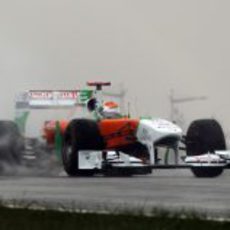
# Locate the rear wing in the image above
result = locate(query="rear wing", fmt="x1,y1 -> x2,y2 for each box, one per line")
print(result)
15,90 -> 93,110
15,90 -> 93,134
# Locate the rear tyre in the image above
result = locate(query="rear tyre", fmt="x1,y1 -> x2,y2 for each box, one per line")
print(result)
186,119 -> 226,177
62,119 -> 105,176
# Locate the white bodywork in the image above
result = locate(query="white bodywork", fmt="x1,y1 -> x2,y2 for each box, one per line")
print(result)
185,151 -> 230,167
136,118 -> 182,164
78,151 -> 103,169
215,150 -> 230,161
78,151 -> 145,169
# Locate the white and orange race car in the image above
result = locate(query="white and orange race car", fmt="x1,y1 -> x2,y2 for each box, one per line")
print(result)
13,82 -> 230,177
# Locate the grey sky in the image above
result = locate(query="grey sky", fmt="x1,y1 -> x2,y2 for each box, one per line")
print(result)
0,0 -> 230,132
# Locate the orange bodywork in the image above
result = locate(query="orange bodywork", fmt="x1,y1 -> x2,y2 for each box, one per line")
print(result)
98,118 -> 139,149
43,118 -> 139,149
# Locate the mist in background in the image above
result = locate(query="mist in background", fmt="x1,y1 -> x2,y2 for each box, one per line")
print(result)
0,0 -> 230,135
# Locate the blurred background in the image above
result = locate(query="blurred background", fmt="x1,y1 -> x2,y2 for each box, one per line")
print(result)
0,0 -> 230,137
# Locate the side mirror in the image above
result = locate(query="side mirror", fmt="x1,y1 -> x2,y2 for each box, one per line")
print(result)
87,98 -> 97,112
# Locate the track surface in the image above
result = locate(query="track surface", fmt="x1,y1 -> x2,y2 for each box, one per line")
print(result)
0,168 -> 230,216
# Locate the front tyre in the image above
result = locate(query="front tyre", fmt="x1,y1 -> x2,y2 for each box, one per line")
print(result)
191,166 -> 223,178
186,119 -> 226,178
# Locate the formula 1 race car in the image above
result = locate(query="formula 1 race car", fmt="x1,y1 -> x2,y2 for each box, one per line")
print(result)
11,82 -> 230,177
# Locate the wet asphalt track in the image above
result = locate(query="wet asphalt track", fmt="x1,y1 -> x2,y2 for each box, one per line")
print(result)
0,168 -> 230,217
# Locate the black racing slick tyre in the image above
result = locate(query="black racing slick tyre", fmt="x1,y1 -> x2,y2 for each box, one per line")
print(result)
62,119 -> 105,176
0,121 -> 24,166
186,119 -> 226,178
186,119 -> 226,156
191,166 -> 224,178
